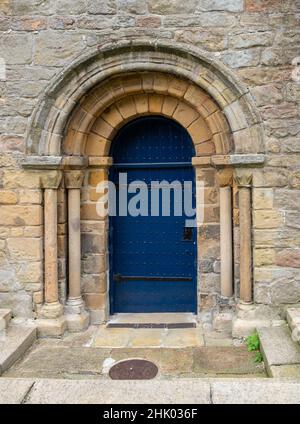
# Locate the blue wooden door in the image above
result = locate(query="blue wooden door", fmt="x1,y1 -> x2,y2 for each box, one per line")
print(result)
109,116 -> 197,313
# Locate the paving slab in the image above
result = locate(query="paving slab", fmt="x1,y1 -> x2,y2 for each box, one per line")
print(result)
25,378 -> 211,404
0,378 -> 34,404
4,346 -> 111,378
269,364 -> 300,378
258,326 -> 300,367
108,313 -> 197,325
192,346 -> 264,375
0,325 -> 36,375
211,379 -> 300,404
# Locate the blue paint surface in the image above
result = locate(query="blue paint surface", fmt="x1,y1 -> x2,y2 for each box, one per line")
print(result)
109,116 -> 197,313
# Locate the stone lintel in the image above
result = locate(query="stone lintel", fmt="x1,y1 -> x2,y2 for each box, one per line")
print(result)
62,156 -> 88,169
88,156 -> 113,168
192,155 -> 265,168
22,156 -> 62,169
64,170 -> 85,189
192,157 -> 211,167
22,156 -> 88,170
212,154 -> 265,167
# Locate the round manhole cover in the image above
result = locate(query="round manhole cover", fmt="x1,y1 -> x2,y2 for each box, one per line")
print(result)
109,359 -> 158,380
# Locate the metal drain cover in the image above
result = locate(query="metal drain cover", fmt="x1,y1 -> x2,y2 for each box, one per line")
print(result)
109,359 -> 158,380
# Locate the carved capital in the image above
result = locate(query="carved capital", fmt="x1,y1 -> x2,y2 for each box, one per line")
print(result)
40,171 -> 62,189
234,170 -> 252,188
216,169 -> 233,187
64,170 -> 85,189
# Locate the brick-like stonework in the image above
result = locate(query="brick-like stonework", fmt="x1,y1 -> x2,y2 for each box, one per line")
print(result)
0,1 -> 299,329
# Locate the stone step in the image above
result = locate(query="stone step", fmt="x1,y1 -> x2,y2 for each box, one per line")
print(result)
258,325 -> 300,378
286,308 -> 300,344
0,324 -> 37,375
0,309 -> 12,331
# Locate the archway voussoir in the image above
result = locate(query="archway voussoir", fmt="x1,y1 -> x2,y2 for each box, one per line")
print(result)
187,116 -> 212,144
153,73 -> 171,94
148,94 -> 164,114
133,94 -> 149,115
92,117 -> 114,140
100,105 -> 123,129
116,97 -> 137,119
85,133 -> 110,157
162,96 -> 178,116
196,140 -> 215,156
167,77 -> 189,98
142,73 -> 154,92
172,102 -> 200,128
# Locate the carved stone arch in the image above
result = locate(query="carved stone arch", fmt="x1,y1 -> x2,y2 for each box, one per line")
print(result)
25,40 -> 264,156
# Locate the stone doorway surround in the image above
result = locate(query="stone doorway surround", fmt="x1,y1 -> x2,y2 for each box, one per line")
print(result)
22,40 -> 265,337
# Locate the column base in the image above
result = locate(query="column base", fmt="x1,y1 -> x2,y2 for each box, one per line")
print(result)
64,297 -> 85,315
65,311 -> 90,333
36,316 -> 67,338
38,302 -> 64,319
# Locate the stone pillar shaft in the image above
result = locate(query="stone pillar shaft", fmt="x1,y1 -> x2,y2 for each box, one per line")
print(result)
235,171 -> 253,304
68,188 -> 81,300
44,188 -> 59,304
239,186 -> 252,303
220,186 -> 233,297
64,170 -> 89,331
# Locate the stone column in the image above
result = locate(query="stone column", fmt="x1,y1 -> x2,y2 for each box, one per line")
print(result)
216,169 -> 233,298
64,170 -> 89,331
235,171 -> 253,304
38,171 -> 66,337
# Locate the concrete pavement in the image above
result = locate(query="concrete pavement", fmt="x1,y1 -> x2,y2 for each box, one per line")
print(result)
1,377 -> 300,404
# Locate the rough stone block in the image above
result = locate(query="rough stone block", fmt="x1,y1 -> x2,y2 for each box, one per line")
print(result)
0,34 -> 32,65
253,210 -> 284,229
87,0 -> 116,14
34,32 -> 86,66
258,326 -> 300,377
7,238 -> 42,261
0,191 -> 18,205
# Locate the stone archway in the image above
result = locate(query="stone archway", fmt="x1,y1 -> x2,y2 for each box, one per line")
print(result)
23,41 -> 265,335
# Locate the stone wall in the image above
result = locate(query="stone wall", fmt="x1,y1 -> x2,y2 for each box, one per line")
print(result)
0,0 -> 300,319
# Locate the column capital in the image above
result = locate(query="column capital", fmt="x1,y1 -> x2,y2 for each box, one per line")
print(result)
216,168 -> 233,187
64,170 -> 85,189
234,170 -> 252,188
40,170 -> 62,189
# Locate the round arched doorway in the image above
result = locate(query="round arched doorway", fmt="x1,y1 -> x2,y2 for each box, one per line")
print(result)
109,116 -> 197,313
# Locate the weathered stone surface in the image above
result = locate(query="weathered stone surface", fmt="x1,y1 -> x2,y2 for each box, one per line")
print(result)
55,0 -> 86,14
34,32 -> 85,66
0,379 -> 34,404
148,0 -> 198,14
0,190 -> 18,204
258,326 -> 300,367
197,0 -> 244,12
211,379 -> 300,404
118,0 -> 147,14
7,238 -> 42,261
87,0 -> 116,15
274,189 -> 300,211
82,234 -> 106,255
221,49 -> 261,68
270,364 -> 300,378
229,32 -> 273,49
0,206 -> 42,226
0,291 -> 33,317
0,34 -> 32,65
276,249 -> 300,268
